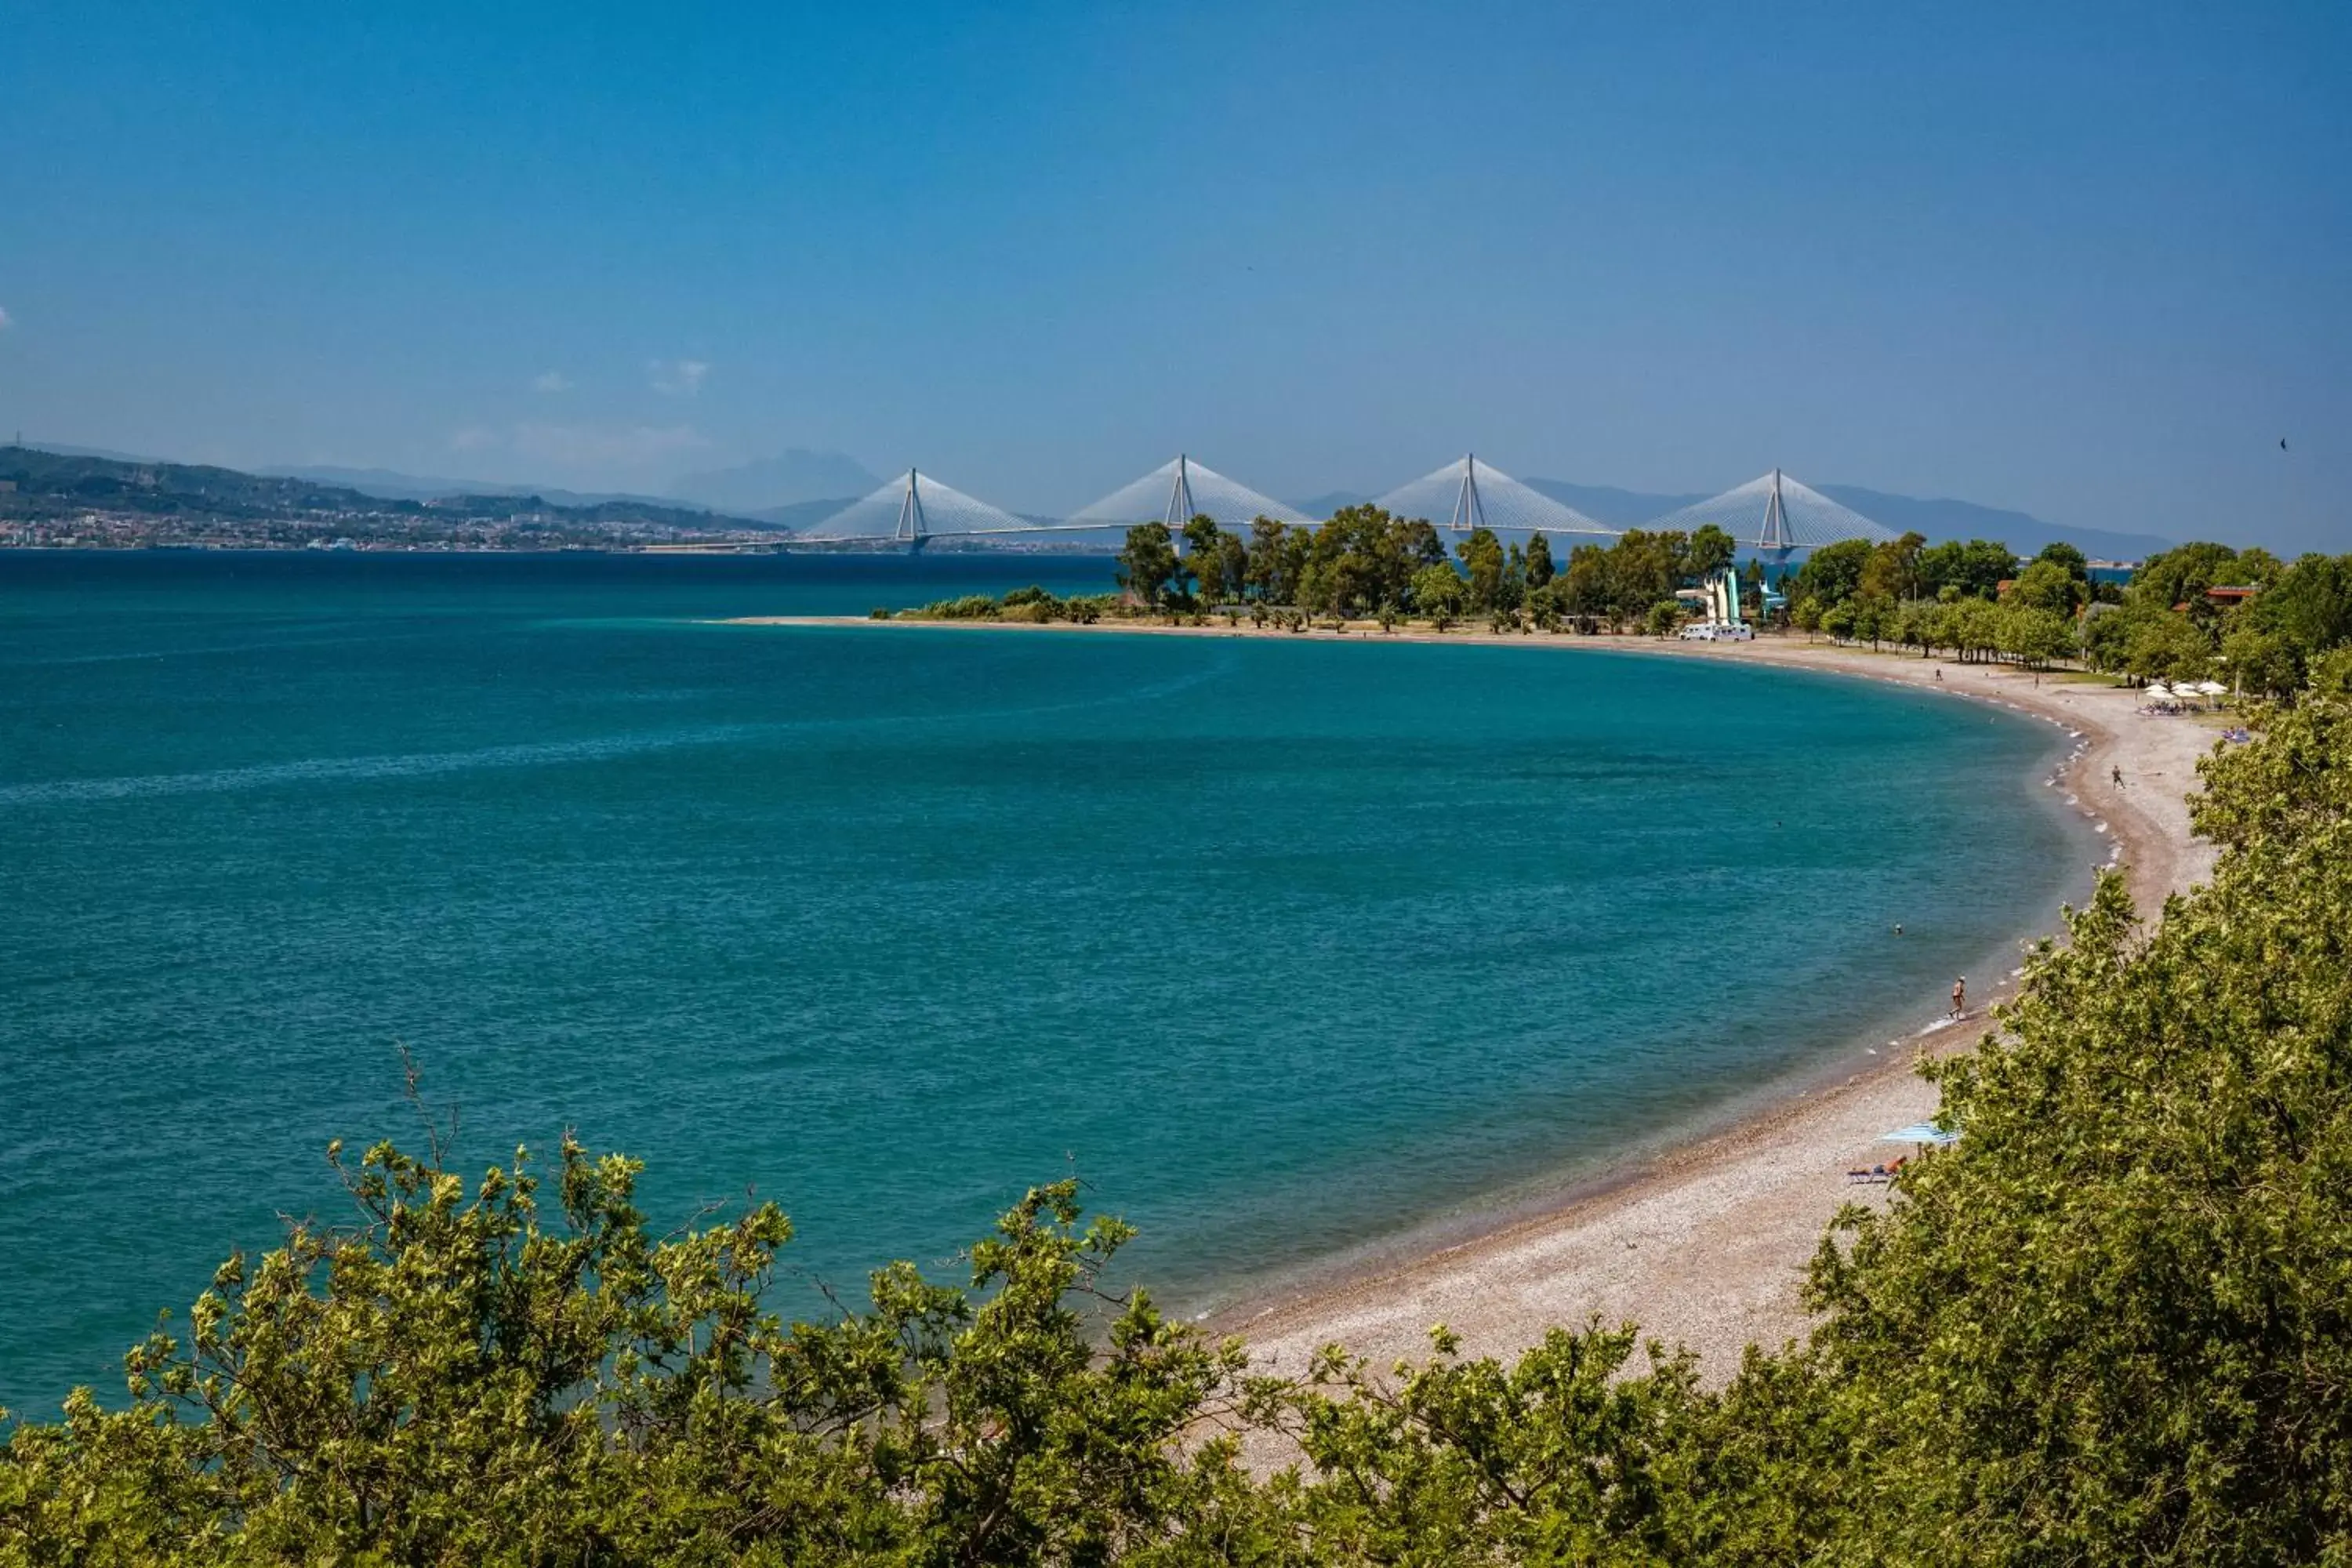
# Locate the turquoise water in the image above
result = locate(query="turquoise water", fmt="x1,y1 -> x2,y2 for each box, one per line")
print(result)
0,552 -> 2088,1414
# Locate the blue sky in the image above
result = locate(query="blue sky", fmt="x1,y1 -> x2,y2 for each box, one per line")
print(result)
1,2 -> 2346,548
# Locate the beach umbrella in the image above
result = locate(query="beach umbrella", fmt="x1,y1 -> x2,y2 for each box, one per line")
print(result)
2145,684 -> 2173,700
1882,1122 -> 1961,1146
2198,681 -> 2229,695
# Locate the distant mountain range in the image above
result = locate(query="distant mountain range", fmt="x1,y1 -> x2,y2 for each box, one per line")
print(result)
668,450 -> 880,513
1,447 -> 779,542
264,465 -> 696,514
1801,485 -> 2174,563
1290,490 -> 1374,518
261,453 -> 882,533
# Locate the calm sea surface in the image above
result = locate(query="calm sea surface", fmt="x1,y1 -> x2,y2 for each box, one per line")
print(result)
0,551 -> 2089,1412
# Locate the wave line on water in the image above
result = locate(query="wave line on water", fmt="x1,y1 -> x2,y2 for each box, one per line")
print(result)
0,649 -> 1240,805
0,624 -> 478,668
0,726 -> 771,804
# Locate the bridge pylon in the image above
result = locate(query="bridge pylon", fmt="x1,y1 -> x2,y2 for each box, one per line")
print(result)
1162,454 -> 1199,530
1757,468 -> 1791,552
1446,452 -> 1489,533
892,469 -> 928,544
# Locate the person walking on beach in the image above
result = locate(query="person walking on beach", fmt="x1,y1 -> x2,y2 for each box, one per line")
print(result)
2112,764 -> 2124,787
1951,976 -> 1966,1018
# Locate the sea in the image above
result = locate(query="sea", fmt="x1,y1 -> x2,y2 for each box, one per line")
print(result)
0,550 -> 2092,1414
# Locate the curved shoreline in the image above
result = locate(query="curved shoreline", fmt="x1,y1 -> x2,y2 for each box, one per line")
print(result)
723,615 -> 2218,1373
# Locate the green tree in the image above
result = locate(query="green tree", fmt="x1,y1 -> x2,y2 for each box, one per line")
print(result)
1560,543 -> 1610,626
1178,514 -> 1224,605
2080,601 -> 2134,673
2313,644 -> 2352,697
2130,540 -> 2241,625
2233,545 -> 2287,589
1306,505 -> 1423,615
1860,531 -> 1928,603
1116,522 -> 1181,610
2008,557 -> 2085,615
2000,604 -> 2077,668
1685,524 -> 1737,582
1794,538 -> 1872,608
2252,552 -> 2352,656
1410,562 -> 1466,626
1279,525 -> 1314,611
2033,539 -> 2089,579
1524,530 -> 1556,589
1246,517 -> 1294,604
1213,533 -> 1249,605
1457,526 -> 1508,612
1918,538 -> 2016,601
1644,599 -> 1684,638
1945,596 -> 2005,662
1403,517 -> 1448,570
1606,530 -> 1677,625
2221,622 -> 2303,700
2124,609 -> 2213,683
1894,598 -> 1944,658
1851,592 -> 1896,649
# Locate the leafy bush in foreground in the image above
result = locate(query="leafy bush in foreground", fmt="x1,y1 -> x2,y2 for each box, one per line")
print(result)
7,699 -> 2352,1563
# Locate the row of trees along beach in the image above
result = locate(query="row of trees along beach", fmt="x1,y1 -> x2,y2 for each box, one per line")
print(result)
884,511 -> 2352,699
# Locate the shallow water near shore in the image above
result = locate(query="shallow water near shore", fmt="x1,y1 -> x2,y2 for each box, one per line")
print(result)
0,552 -> 2087,1411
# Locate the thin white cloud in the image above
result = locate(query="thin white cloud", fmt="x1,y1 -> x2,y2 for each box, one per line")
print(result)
532,370 -> 573,394
648,358 -> 710,397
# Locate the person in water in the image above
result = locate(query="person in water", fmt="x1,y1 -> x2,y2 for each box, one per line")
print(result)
1951,975 -> 1967,1018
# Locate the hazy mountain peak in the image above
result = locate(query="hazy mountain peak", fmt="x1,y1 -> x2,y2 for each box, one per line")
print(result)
667,450 -> 880,513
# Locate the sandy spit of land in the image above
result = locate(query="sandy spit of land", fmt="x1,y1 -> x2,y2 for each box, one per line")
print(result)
724,614 -> 2223,1377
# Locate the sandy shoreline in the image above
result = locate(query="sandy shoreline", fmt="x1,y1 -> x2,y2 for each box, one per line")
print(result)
725,614 -> 2222,1374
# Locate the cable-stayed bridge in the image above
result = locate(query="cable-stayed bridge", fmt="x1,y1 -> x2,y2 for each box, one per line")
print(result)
789,455 -> 1889,554
1069,456 -> 1314,532
798,456 -> 1312,548
1643,469 -> 1895,552
808,469 -> 1036,544
1370,455 -> 1614,539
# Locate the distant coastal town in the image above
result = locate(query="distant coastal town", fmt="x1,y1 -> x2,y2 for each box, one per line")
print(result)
0,445 -> 786,553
